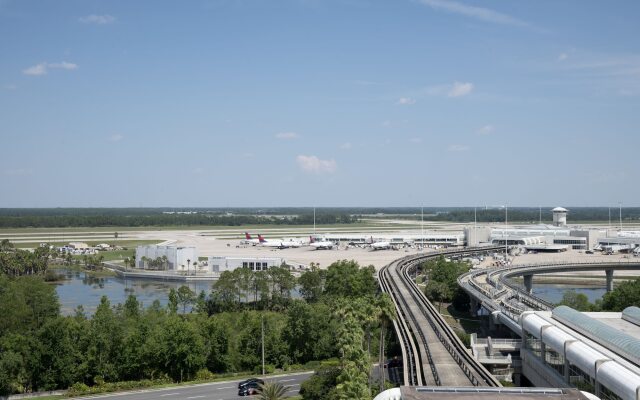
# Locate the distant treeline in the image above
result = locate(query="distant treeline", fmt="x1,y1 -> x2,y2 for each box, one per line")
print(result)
0,211 -> 357,228
0,207 -> 638,228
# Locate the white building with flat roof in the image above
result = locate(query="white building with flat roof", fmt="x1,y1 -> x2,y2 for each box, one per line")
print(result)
135,245 -> 197,271
207,256 -> 285,273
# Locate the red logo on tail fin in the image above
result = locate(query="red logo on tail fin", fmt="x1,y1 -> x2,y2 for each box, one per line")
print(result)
258,235 -> 266,243
245,232 -> 252,240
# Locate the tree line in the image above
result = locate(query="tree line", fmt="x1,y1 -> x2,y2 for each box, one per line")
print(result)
0,240 -> 50,277
558,278 -> 640,312
0,210 -> 357,228
0,259 -> 396,400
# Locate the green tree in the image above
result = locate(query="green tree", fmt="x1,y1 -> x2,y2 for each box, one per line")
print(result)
168,288 -> 179,314
300,366 -> 340,400
298,264 -> 325,302
177,286 -> 196,314
258,381 -> 288,400
86,296 -> 124,383
601,278 -> 640,311
558,290 -> 592,311
145,315 -> 207,381
324,260 -> 377,298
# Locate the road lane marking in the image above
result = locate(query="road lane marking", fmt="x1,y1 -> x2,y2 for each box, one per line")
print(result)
160,393 -> 181,397
217,386 -> 233,389
186,396 -> 206,399
277,378 -> 295,382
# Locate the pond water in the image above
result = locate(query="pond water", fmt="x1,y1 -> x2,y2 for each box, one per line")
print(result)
531,284 -> 607,304
54,269 -> 214,315
53,269 -> 610,316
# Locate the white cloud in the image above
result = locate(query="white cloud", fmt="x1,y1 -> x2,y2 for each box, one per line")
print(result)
108,134 -> 124,142
417,0 -> 529,27
448,144 -> 470,152
558,53 -> 568,62
79,14 -> 115,25
397,97 -> 416,105
447,81 -> 474,97
22,61 -> 78,76
23,63 -> 47,76
275,131 -> 299,140
48,61 -> 78,70
477,124 -> 494,135
296,155 -> 337,174
340,142 -> 352,150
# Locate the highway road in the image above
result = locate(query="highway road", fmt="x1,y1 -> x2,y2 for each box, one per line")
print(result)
71,372 -> 313,400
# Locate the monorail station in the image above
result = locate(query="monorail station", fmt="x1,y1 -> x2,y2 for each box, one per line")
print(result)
520,306 -> 640,400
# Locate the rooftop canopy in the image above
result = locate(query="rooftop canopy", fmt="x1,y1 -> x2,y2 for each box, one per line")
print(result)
552,207 -> 569,212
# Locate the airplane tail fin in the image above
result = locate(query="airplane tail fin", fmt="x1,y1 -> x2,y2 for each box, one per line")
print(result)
310,236 -> 315,243
258,234 -> 266,243
245,232 -> 252,240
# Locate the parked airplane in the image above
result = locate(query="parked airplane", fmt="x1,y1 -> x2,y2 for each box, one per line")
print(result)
281,238 -> 303,248
242,232 -> 260,246
258,235 -> 288,249
371,241 -> 392,250
309,236 -> 334,250
369,236 -> 392,250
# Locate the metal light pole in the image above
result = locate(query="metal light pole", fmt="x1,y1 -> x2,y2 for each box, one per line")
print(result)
187,259 -> 190,276
619,202 -> 623,231
505,205 -> 508,263
421,206 -> 424,249
474,206 -> 477,247
261,315 -> 265,376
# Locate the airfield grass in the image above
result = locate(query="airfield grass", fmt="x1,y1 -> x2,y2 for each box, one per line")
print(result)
0,221 -> 414,234
13,239 -> 160,250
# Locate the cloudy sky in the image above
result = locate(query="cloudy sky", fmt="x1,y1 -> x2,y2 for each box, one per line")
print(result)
1,0 -> 639,207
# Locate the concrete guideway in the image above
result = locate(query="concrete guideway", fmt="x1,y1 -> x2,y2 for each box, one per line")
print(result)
379,248 -> 504,388
458,260 -> 640,334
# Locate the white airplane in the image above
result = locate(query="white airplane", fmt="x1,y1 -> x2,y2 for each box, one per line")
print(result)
281,238 -> 303,248
258,235 -> 288,249
242,232 -> 260,246
309,236 -> 334,250
369,236 -> 392,250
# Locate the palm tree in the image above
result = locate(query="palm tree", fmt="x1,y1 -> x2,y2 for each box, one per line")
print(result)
257,382 -> 288,400
376,294 -> 397,392
0,239 -> 14,251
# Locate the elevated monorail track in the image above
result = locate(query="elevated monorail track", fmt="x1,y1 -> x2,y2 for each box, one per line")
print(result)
378,247 -> 504,388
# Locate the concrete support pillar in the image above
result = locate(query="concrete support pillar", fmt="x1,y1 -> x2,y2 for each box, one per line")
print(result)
605,269 -> 614,292
470,298 -> 479,316
524,274 -> 533,294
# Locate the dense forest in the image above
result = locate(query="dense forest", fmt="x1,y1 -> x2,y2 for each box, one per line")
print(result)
0,257 -> 395,400
0,208 -> 357,228
0,207 -> 637,228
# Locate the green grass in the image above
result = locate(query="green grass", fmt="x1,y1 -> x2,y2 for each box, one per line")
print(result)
14,240 -> 160,249
0,221 -> 398,234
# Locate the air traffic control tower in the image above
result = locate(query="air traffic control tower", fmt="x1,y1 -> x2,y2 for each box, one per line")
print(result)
552,207 -> 568,227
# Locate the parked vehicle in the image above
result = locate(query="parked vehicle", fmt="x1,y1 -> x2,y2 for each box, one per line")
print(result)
238,377 -> 264,389
238,380 -> 263,396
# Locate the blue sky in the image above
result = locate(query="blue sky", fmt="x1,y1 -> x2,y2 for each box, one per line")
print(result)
1,0 -> 639,207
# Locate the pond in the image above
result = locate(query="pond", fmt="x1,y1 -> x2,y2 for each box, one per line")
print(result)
54,268 -> 214,315
531,283 -> 607,305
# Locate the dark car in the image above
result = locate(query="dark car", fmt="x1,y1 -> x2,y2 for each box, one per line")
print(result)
238,380 -> 263,396
238,377 -> 264,389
